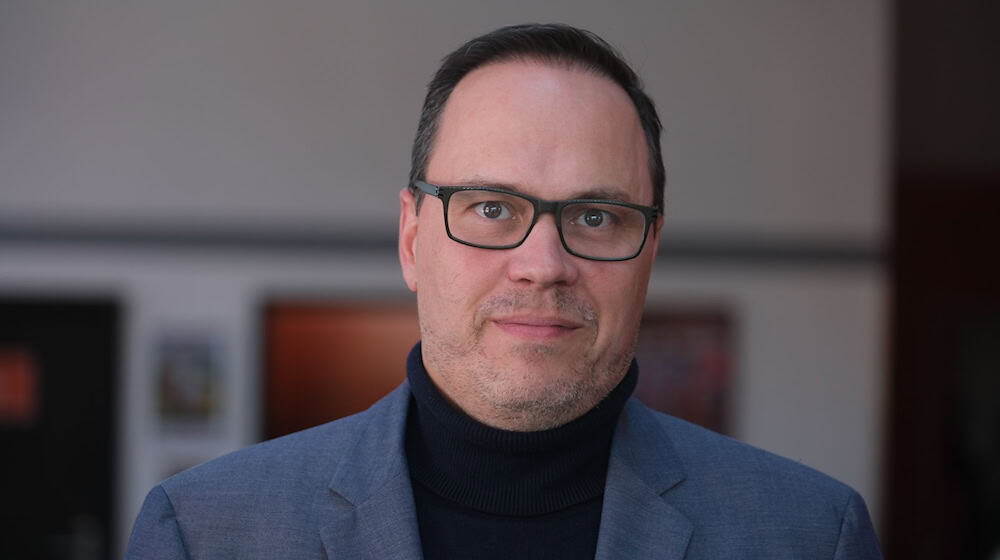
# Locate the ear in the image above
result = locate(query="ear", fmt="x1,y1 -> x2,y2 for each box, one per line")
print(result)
398,187 -> 419,292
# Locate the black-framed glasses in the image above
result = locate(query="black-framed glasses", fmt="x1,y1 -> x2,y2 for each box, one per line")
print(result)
413,180 -> 660,262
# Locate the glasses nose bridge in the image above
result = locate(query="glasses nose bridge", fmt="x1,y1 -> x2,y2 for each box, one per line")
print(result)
525,198 -> 565,241
534,198 -> 561,218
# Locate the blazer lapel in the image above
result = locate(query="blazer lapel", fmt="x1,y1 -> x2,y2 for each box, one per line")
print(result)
315,386 -> 694,559
595,399 -> 693,560
318,383 -> 424,560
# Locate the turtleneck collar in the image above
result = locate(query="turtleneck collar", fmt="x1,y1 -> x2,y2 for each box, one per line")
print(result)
404,342 -> 637,516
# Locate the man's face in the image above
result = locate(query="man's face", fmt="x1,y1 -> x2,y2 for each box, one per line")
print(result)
399,60 -> 660,431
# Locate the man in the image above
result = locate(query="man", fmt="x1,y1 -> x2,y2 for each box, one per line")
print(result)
128,23 -> 882,558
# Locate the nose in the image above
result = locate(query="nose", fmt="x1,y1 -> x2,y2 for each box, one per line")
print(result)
505,214 -> 580,287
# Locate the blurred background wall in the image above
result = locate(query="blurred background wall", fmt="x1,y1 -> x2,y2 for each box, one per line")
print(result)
0,1 -> 910,557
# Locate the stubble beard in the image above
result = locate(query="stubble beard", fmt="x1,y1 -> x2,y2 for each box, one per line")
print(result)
420,288 -> 637,431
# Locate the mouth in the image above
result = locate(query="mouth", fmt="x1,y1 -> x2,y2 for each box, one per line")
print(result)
490,315 -> 584,340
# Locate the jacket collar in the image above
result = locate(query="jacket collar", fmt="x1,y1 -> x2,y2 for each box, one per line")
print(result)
318,383 -> 692,559
595,398 -> 693,559
319,382 -> 423,560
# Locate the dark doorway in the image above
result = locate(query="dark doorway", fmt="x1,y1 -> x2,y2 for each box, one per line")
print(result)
0,298 -> 120,559
886,1 -> 1000,558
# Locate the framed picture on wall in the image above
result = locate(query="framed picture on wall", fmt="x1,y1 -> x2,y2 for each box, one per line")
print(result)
262,300 -> 419,439
153,329 -> 225,431
634,308 -> 734,434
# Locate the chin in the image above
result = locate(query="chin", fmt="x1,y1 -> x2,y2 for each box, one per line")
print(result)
486,360 -> 603,402
483,374 -> 615,431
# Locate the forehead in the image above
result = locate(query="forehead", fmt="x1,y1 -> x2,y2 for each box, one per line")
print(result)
427,60 -> 651,203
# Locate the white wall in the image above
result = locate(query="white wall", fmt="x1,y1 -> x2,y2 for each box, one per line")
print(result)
0,1 -> 889,555
0,0 -> 887,241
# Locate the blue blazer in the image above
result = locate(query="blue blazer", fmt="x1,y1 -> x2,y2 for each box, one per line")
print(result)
127,382 -> 882,558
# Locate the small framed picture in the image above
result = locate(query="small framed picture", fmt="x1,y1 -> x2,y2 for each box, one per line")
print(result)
153,330 -> 224,430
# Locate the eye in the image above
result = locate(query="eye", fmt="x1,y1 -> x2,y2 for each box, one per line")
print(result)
579,208 -> 610,228
476,201 -> 511,220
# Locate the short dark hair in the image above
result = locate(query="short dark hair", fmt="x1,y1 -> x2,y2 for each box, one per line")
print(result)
408,23 -> 665,212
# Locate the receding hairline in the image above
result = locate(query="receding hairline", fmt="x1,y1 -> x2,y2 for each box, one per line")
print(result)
455,52 -> 627,91
443,56 -> 642,118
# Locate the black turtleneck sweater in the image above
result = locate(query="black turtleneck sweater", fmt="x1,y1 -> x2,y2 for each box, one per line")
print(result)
404,344 -> 638,559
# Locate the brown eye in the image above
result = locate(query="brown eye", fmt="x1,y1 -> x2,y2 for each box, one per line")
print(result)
477,201 -> 510,219
482,202 -> 503,218
582,209 -> 605,227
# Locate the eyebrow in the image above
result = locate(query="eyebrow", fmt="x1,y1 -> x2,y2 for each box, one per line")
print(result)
452,176 -> 635,203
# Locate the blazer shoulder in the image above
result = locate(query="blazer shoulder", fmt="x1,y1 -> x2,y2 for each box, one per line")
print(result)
621,401 -> 881,556
131,383 -> 412,558
642,402 -> 855,499
165,403 -> 365,494
622,400 -> 868,524
160,382 -> 410,515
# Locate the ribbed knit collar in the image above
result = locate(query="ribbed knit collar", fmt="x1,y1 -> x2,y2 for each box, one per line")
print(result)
404,342 -> 637,516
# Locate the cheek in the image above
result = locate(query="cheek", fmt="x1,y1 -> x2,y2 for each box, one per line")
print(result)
588,266 -> 650,334
416,236 -> 503,321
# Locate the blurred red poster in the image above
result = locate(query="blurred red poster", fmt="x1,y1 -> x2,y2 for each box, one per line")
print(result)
0,347 -> 40,426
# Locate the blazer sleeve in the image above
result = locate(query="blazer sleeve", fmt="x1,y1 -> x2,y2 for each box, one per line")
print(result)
126,485 -> 191,560
832,490 -> 883,560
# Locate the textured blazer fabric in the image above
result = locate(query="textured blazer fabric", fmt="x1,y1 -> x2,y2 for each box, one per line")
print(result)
127,382 -> 882,559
